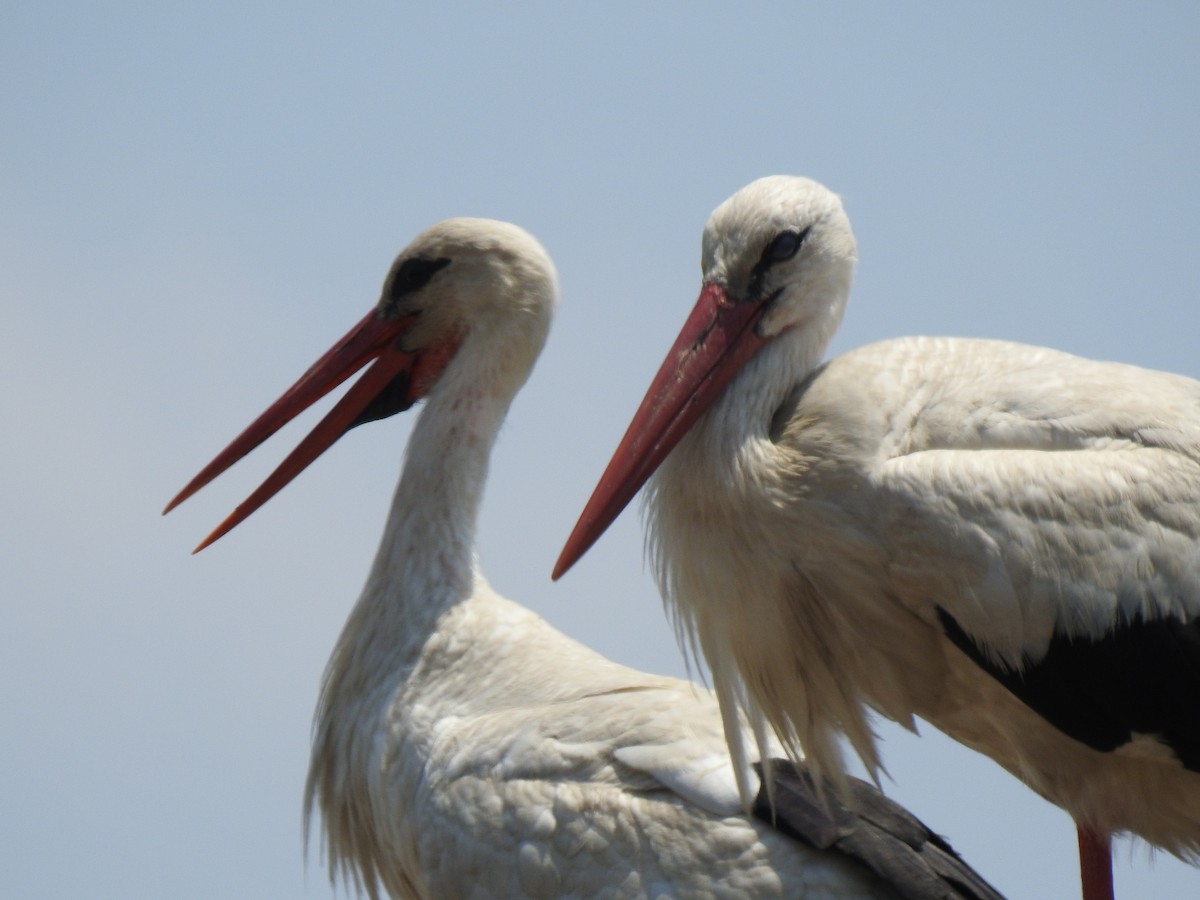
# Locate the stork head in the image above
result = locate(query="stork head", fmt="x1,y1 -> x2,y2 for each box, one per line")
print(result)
165,218 -> 556,551
701,175 -> 856,342
553,176 -> 856,579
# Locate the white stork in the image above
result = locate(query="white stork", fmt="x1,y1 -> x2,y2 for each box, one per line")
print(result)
164,218 -> 1002,899
554,176 -> 1200,900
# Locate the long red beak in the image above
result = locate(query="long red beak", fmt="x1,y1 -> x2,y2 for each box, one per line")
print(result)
552,282 -> 768,579
164,308 -> 425,552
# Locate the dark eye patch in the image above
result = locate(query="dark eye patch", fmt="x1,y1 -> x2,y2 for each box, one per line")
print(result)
761,228 -> 809,266
748,227 -> 811,297
386,256 -> 451,302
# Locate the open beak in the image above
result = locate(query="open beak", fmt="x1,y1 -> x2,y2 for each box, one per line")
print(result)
164,308 -> 428,552
552,281 -> 768,579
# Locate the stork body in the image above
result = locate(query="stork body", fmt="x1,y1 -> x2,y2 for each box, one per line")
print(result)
556,177 -> 1200,898
167,218 -> 1000,899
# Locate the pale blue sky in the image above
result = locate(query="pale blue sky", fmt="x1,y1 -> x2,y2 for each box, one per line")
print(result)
3,3 -> 1198,897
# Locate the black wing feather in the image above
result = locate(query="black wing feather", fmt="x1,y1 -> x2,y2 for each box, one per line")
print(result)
938,607 -> 1200,771
753,759 -> 1006,900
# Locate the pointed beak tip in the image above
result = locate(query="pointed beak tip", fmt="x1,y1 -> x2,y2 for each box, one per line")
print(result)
551,526 -> 594,581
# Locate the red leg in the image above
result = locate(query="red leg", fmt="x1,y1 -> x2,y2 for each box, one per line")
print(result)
1078,824 -> 1114,900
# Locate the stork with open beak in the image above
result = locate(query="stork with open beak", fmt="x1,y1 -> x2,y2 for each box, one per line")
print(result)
555,176 -> 1200,900
166,217 -> 1002,899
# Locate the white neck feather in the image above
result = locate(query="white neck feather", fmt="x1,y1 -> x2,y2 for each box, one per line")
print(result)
324,347 -> 520,709
304,330 -> 534,893
699,308 -> 841,472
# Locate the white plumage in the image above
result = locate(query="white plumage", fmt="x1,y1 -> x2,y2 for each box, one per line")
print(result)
555,176 -> 1200,899
167,217 -> 1001,899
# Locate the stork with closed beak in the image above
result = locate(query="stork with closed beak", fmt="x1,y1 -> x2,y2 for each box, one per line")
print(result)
555,176 -> 1200,900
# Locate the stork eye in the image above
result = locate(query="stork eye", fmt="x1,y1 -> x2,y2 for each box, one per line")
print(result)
761,228 -> 809,266
388,256 -> 451,301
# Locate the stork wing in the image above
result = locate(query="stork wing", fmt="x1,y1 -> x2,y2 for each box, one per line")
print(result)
754,759 -> 1006,900
791,336 -> 1200,660
814,338 -> 1200,771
